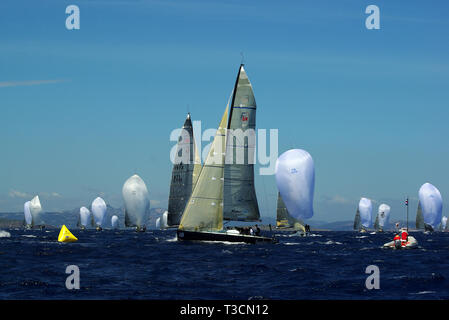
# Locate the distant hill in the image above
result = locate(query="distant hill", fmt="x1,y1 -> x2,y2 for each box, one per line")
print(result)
0,206 -> 167,230
0,218 -> 23,229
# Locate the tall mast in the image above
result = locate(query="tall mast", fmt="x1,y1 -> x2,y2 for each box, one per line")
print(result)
406,196 -> 409,232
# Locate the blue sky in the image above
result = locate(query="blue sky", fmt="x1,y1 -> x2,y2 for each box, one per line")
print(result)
0,0 -> 448,223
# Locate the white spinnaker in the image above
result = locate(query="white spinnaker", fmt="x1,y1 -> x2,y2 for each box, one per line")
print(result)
359,198 -> 372,229
30,195 -> 43,226
122,175 -> 150,228
275,149 -> 315,221
91,197 -> 107,227
162,211 -> 168,228
111,215 -> 119,229
24,201 -> 32,225
79,207 -> 91,228
441,216 -> 447,230
378,204 -> 391,228
418,183 -> 443,228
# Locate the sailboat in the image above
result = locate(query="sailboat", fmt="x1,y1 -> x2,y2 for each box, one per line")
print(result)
30,195 -> 45,229
123,174 -> 150,232
156,211 -> 168,229
354,198 -> 372,232
77,207 -> 91,230
177,65 -> 276,244
374,204 -> 390,232
418,183 -> 443,232
353,207 -> 362,232
276,192 -> 306,233
111,215 -> 119,229
167,113 -> 202,228
91,197 -> 107,231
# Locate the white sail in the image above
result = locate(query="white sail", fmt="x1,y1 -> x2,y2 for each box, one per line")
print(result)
418,182 -> 443,229
24,201 -> 32,226
122,174 -> 150,229
441,216 -> 447,230
91,197 -> 107,227
275,149 -> 315,221
378,204 -> 391,228
111,215 -> 119,229
30,195 -> 44,227
179,105 -> 229,232
156,217 -> 161,229
359,198 -> 372,229
78,207 -> 91,228
161,211 -> 168,229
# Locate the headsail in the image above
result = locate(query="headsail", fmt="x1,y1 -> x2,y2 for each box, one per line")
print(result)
223,65 -> 260,222
418,182 -> 443,230
78,207 -> 91,229
91,197 -> 107,228
167,113 -> 202,227
377,204 -> 391,230
111,215 -> 119,229
30,196 -> 44,227
179,106 -> 229,232
122,174 -> 151,229
359,198 -> 372,229
23,201 -> 32,227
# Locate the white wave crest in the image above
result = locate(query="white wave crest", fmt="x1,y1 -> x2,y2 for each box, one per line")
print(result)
0,230 -> 11,238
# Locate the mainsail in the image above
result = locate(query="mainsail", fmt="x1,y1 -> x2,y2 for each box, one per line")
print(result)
179,106 -> 229,232
416,201 -> 424,229
223,65 -> 260,222
276,192 -> 305,231
373,214 -> 379,231
353,208 -> 361,230
167,113 -> 202,227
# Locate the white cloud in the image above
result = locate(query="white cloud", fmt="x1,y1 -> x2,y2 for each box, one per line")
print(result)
8,190 -> 32,199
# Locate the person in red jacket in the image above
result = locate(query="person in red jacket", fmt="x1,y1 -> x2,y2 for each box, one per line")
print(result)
400,229 -> 409,247
393,233 -> 401,249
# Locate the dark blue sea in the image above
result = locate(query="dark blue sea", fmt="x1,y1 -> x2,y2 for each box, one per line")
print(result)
1,229 -> 449,300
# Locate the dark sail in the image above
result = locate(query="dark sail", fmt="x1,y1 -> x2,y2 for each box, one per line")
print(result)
354,208 -> 361,230
167,113 -> 201,227
276,192 -> 304,230
223,65 -> 260,222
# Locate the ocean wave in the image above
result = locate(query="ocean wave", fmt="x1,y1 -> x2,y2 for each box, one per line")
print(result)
323,240 -> 342,245
0,230 -> 11,238
410,291 -> 436,295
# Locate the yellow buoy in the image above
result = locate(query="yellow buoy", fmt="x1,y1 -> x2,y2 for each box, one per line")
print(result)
58,225 -> 78,242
